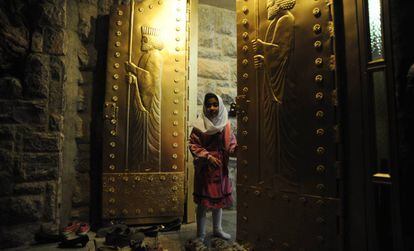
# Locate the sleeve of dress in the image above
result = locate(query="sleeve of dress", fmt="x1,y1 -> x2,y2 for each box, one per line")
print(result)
189,129 -> 210,159
228,131 -> 237,154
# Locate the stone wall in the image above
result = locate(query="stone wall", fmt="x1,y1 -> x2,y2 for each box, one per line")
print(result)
197,4 -> 237,207
0,0 -> 65,247
0,0 -> 113,248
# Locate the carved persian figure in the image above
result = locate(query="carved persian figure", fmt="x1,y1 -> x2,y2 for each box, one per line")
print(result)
252,0 -> 298,183
125,26 -> 164,169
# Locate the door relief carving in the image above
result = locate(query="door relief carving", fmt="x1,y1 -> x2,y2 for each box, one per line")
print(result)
126,25 -> 164,169
237,0 -> 342,249
252,0 -> 298,184
101,0 -> 188,224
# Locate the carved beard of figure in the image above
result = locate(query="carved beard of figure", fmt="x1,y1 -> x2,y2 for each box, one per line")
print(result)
267,0 -> 296,20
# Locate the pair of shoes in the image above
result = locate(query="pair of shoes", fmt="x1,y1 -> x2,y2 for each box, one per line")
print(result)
58,234 -> 89,248
62,221 -> 90,236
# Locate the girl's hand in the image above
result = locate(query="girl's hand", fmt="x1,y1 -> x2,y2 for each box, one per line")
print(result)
207,155 -> 222,168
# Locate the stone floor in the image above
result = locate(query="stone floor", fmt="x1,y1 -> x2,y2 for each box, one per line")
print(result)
6,210 -> 237,251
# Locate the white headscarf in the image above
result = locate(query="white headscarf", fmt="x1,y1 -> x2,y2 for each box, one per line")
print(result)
192,93 -> 228,135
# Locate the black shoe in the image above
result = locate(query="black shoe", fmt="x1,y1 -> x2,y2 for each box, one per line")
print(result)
134,225 -> 162,238
160,218 -> 181,232
105,227 -> 133,247
58,234 -> 89,248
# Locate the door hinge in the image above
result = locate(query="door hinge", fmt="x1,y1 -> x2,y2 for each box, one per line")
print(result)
104,102 -> 119,136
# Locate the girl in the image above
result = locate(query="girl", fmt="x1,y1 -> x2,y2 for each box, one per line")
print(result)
189,93 -> 237,241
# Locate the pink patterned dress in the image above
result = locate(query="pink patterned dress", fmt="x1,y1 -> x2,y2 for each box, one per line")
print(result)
189,122 -> 237,209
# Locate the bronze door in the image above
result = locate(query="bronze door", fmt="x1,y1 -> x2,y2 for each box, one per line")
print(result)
236,0 -> 342,249
101,1 -> 188,225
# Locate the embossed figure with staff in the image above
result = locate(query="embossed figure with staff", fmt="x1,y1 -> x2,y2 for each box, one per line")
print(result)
252,0 -> 298,183
125,26 -> 164,169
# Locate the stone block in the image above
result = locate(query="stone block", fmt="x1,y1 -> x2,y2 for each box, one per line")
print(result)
78,3 -> 98,42
31,31 -> 43,53
49,80 -> 65,114
199,5 -> 216,33
0,171 -> 14,196
39,1 -> 67,28
13,182 -> 46,195
17,153 -> 61,181
229,58 -> 237,82
74,116 -> 84,139
78,45 -> 89,69
43,28 -> 67,55
24,54 -> 50,99
44,182 -> 58,221
50,56 -> 66,83
216,82 -> 231,88
23,133 -> 62,152
12,101 -> 48,125
198,32 -> 216,48
78,18 -> 92,42
198,59 -> 230,80
0,77 -> 23,99
49,113 -> 64,132
0,196 -> 43,224
0,12 -> 29,71
98,0 -> 113,15
198,47 -> 221,60
79,44 -> 97,70
0,125 -> 15,141
221,36 -> 237,57
215,8 -> 236,36
76,143 -> 90,173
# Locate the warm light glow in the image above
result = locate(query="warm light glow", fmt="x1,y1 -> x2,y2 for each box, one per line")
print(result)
132,0 -> 187,56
